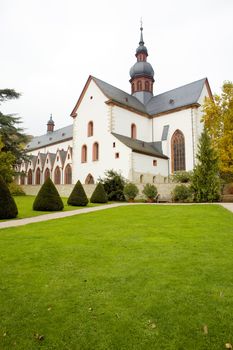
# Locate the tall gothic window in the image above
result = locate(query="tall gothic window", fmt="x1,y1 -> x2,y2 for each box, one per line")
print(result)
92,142 -> 99,161
145,81 -> 149,91
54,166 -> 61,184
171,130 -> 186,172
87,121 -> 93,137
20,173 -> 25,185
81,145 -> 87,163
44,168 -> 50,181
27,169 -> 33,185
35,168 -> 41,185
131,124 -> 137,139
64,164 -> 72,184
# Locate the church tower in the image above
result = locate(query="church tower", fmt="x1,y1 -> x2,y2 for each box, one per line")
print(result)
129,25 -> 154,104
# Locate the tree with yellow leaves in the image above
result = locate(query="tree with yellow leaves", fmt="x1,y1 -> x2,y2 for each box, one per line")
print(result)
203,81 -> 233,181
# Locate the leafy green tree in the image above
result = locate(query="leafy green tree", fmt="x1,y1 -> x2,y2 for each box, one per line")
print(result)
33,177 -> 64,211
0,89 -> 30,165
90,183 -> 108,203
191,128 -> 220,202
99,170 -> 126,201
67,180 -> 88,206
0,175 -> 18,219
203,81 -> 233,179
0,138 -> 15,183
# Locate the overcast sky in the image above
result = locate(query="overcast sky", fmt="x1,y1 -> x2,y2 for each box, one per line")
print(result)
1,0 -> 233,136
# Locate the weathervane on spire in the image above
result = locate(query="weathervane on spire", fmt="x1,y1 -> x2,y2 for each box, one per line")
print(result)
139,18 -> 144,45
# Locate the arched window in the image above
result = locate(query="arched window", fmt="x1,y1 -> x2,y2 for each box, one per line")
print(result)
171,130 -> 186,172
35,168 -> 41,185
27,169 -> 33,185
145,81 -> 149,91
140,175 -> 143,184
44,168 -> 50,181
81,145 -> 87,163
131,124 -> 137,139
137,80 -> 142,91
54,166 -> 61,184
92,142 -> 99,161
64,164 -> 72,184
87,121 -> 93,137
85,173 -> 94,184
132,83 -> 135,93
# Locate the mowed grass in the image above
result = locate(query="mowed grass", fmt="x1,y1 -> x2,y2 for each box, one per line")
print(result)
0,205 -> 233,349
0,196 -> 101,221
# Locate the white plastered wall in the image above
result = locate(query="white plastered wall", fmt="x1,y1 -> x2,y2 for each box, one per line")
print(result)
72,80 -> 133,184
112,105 -> 152,141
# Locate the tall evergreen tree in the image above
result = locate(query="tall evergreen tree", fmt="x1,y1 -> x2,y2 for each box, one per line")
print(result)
191,128 -> 220,202
0,89 -> 30,166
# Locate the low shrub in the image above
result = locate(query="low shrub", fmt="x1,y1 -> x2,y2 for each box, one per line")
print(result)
123,183 -> 139,201
142,183 -> 158,201
90,183 -> 108,203
8,182 -> 26,196
172,184 -> 192,202
172,171 -> 193,183
67,180 -> 88,206
0,176 -> 18,219
33,177 -> 64,211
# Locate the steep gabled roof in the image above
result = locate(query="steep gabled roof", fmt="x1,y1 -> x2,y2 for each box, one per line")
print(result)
70,76 -> 210,119
112,133 -> 168,159
59,150 -> 67,166
146,78 -> 208,115
39,153 -> 47,169
27,125 -> 73,151
92,76 -> 147,114
29,155 -> 37,169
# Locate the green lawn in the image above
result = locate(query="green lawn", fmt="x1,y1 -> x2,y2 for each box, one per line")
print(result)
0,196 -> 102,221
0,205 -> 233,349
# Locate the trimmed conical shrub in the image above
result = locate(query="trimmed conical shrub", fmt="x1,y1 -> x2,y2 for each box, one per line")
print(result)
0,176 -> 18,219
33,177 -> 64,211
67,180 -> 88,206
90,182 -> 108,203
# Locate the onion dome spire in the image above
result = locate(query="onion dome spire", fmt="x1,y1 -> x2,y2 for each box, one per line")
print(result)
47,114 -> 55,133
129,23 -> 155,104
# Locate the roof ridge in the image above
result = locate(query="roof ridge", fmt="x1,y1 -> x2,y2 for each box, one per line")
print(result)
91,76 -> 146,107
150,77 -> 207,100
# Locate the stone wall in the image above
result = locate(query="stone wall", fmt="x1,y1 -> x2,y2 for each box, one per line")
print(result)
22,182 -> 176,202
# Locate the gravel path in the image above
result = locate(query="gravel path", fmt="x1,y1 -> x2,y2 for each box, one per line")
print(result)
0,202 -> 232,229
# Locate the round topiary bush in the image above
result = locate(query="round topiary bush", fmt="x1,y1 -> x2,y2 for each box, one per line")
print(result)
90,183 -> 108,203
123,183 -> 139,201
172,184 -> 192,203
142,183 -> 158,202
33,177 -> 64,211
67,180 -> 88,206
0,176 -> 18,219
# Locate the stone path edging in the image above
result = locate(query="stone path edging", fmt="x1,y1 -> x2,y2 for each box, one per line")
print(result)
0,202 -> 232,229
